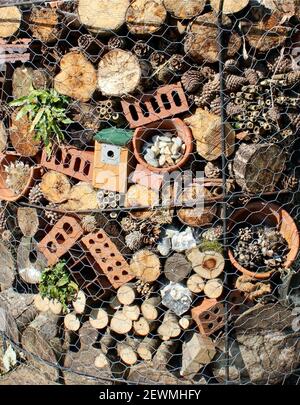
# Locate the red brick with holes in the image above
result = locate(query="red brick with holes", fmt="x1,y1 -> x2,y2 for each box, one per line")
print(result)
38,216 -> 84,266
121,83 -> 189,129
191,298 -> 225,336
81,230 -> 134,289
41,146 -> 94,183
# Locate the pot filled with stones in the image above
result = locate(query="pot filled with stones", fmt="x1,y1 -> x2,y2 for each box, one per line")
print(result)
133,118 -> 193,173
228,202 -> 299,279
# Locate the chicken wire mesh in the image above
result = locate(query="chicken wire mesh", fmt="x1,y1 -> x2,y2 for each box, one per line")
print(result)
0,0 -> 300,386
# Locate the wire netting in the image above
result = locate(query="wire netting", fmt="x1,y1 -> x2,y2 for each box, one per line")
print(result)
0,0 -> 300,386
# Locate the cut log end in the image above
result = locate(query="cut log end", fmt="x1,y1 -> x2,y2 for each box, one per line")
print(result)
73,290 -> 86,314
64,313 -> 80,331
110,311 -> 132,334
130,249 -> 161,283
89,308 -> 109,330
117,284 -> 136,305
0,7 -> 21,38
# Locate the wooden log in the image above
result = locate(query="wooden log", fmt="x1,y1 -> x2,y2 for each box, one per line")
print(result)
60,182 -> 98,211
184,12 -> 240,63
125,184 -> 159,220
186,249 -> 225,280
210,0 -> 250,14
64,313 -> 80,331
164,253 -> 192,283
117,283 -> 136,305
34,294 -> 50,312
117,341 -> 138,365
17,237 -> 46,285
204,278 -> 223,299
72,290 -> 86,314
49,299 -> 62,315
89,308 -> 109,330
153,340 -> 178,369
0,7 -> 21,38
54,51 -> 97,102
0,242 -> 15,291
157,311 -> 181,340
12,66 -> 51,99
123,304 -> 140,321
40,170 -> 71,204
180,333 -> 216,378
141,296 -> 161,321
179,315 -> 192,330
133,317 -> 154,336
137,337 -> 160,361
10,109 -> 40,157
100,327 -> 115,355
0,121 -> 8,152
126,0 -> 167,36
233,143 -> 285,194
0,365 -> 57,385
78,0 -> 129,35
130,249 -> 161,283
98,50 -> 141,97
110,310 -> 132,335
21,312 -> 62,381
29,6 -> 61,43
17,208 -> 39,237
187,274 -> 205,293
64,322 -> 112,385
163,0 -> 206,19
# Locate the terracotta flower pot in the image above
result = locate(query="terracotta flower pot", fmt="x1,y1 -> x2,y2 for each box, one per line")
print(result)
0,153 -> 41,202
228,202 -> 299,280
133,118 -> 193,174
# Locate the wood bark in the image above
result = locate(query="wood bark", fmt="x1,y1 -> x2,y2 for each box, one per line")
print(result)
29,6 -> 62,43
89,308 -> 109,330
0,242 -> 15,291
21,312 -> 62,381
186,249 -> 225,279
0,6 -> 21,38
137,337 -> 160,361
141,296 -> 161,321
10,110 -> 40,157
12,66 -> 51,99
233,143 -> 285,194
98,50 -> 141,97
187,274 -> 205,293
54,51 -> 97,102
184,12 -> 240,63
40,170 -> 71,204
152,340 -> 178,369
0,365 -> 57,385
164,253 -> 192,282
110,310 -> 132,334
130,249 -> 161,283
0,121 -> 8,152
163,0 -> 206,19
99,327 -> 115,355
126,0 -> 167,36
17,207 -> 39,237
78,0 -> 129,35
17,237 -> 46,284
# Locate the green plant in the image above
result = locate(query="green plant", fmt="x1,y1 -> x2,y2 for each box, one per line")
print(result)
39,260 -> 78,312
9,88 -> 73,157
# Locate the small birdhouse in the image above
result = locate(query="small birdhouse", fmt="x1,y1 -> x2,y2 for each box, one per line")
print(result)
92,141 -> 133,193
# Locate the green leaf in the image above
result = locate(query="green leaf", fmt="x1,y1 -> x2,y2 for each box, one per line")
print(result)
30,107 -> 45,132
57,275 -> 69,287
15,104 -> 36,120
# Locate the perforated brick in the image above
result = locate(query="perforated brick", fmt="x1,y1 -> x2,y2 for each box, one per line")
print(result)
38,216 -> 84,266
81,229 -> 133,289
191,298 -> 225,336
121,83 -> 189,128
41,146 -> 94,183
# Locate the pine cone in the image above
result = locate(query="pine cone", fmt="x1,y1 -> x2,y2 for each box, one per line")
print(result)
226,101 -> 244,117
107,36 -> 126,50
281,174 -> 298,190
121,216 -> 138,232
286,71 -> 300,86
268,55 -> 292,74
204,162 -> 221,178
1,229 -> 12,243
199,66 -> 216,80
150,51 -> 167,69
181,69 -> 203,93
244,68 -> 259,85
140,222 -> 161,245
168,54 -> 186,74
210,97 -> 222,115
132,40 -> 151,58
45,203 -> 61,226
226,74 -> 248,92
28,184 -> 43,204
81,215 -> 97,233
125,231 -> 143,251
194,75 -> 220,108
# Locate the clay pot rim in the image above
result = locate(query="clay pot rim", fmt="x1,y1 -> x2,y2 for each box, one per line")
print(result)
228,201 -> 299,280
133,118 -> 193,174
0,152 -> 40,202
